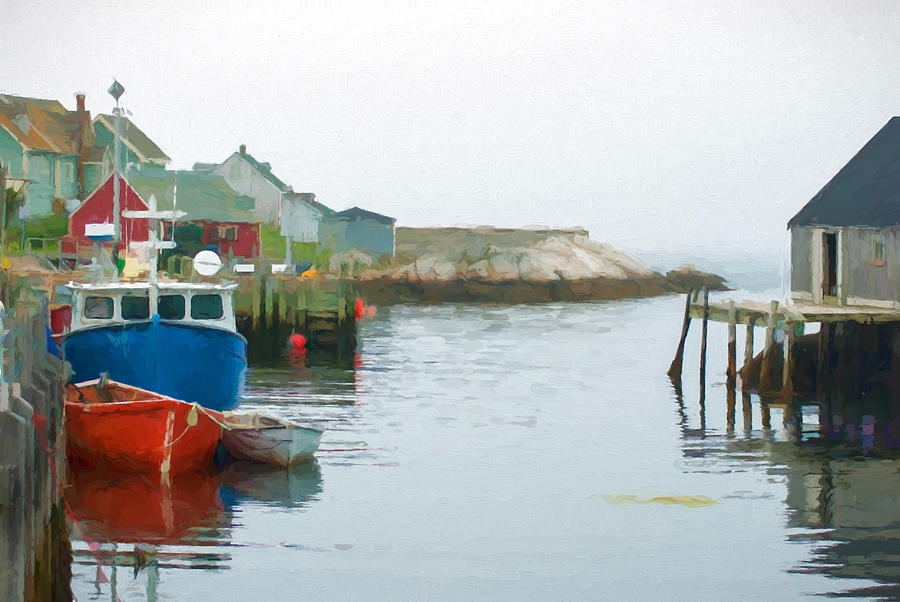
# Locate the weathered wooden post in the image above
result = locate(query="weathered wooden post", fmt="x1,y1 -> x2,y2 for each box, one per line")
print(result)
759,300 -> 780,391
726,300 -> 737,384
699,288 -> 710,406
743,316 -> 755,373
667,289 -> 695,381
782,321 -> 795,397
741,389 -> 752,436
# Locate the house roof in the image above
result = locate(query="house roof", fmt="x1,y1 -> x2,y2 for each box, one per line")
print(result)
330,206 -> 396,225
129,169 -> 260,223
283,192 -> 335,215
95,114 -> 171,164
0,93 -> 98,155
789,117 -> 900,228
234,146 -> 291,192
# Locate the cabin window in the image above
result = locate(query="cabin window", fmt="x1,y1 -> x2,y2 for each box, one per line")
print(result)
873,236 -> 886,266
158,294 -> 185,319
84,296 -> 113,319
191,294 -> 224,320
121,295 -> 150,320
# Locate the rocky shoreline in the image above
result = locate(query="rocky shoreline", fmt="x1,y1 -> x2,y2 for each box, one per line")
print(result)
346,232 -> 727,304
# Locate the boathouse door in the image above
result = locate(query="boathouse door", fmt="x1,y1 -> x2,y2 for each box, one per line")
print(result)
823,232 -> 838,298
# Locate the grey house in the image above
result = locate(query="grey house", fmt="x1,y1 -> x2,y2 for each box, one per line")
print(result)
790,117 -> 900,308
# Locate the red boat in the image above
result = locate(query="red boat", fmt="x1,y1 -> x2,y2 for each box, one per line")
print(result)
65,378 -> 224,475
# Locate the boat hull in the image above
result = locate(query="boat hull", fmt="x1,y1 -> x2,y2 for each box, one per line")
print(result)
222,415 -> 323,467
66,396 -> 222,474
61,321 -> 247,411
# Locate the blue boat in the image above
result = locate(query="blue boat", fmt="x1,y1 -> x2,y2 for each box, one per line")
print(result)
60,281 -> 247,411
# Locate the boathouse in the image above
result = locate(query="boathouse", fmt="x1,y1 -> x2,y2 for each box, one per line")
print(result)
789,117 -> 900,308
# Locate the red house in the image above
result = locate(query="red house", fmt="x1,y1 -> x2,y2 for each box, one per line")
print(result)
199,221 -> 260,258
62,175 -> 149,253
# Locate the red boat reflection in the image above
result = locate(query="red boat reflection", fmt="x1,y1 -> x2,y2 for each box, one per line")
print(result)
67,467 -> 227,545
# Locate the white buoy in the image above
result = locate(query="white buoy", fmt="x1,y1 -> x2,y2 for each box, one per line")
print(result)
193,250 -> 223,276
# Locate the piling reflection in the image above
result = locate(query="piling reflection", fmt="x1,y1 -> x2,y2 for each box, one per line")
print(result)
675,378 -> 900,598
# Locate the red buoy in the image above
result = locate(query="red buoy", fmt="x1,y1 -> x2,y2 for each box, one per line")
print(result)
289,333 -> 307,350
355,297 -> 365,320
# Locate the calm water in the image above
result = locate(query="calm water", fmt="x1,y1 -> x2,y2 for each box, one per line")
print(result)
69,288 -> 900,601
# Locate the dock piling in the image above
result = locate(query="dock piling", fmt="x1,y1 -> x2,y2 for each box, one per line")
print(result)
699,288 -> 710,405
667,289 -> 695,381
759,300 -> 780,391
782,321 -> 795,397
726,300 -> 737,384
743,316 -> 755,373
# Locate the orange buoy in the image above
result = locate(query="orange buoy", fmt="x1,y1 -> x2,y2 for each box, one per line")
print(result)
355,297 -> 365,320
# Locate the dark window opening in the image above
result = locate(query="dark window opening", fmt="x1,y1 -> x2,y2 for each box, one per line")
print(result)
191,294 -> 224,320
84,296 -> 113,319
824,232 -> 838,297
121,296 -> 150,320
158,295 -> 186,320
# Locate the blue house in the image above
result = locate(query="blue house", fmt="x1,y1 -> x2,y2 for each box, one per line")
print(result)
0,93 -> 108,216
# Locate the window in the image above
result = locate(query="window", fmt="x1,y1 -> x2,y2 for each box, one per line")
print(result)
874,236 -> 886,266
217,225 -> 238,241
191,294 -> 224,320
84,296 -> 113,319
158,294 -> 185,320
121,296 -> 150,320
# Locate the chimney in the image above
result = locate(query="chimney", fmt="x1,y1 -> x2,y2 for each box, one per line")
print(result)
74,92 -> 89,198
239,144 -> 246,154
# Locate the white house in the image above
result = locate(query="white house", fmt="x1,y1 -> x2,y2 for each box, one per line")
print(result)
197,144 -> 292,226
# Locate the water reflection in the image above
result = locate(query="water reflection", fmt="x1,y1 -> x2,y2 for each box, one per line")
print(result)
675,379 -> 900,599
218,459 -> 323,509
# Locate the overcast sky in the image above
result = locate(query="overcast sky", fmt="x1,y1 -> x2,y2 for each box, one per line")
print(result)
2,1 -> 900,261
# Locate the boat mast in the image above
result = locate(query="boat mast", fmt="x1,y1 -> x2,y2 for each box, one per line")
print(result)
123,195 -> 184,282
108,79 -> 125,282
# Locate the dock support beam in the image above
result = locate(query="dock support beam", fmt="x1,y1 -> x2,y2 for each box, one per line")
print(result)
782,321 -> 795,397
668,289 -> 695,381
743,316 -> 755,373
699,288 -> 710,406
759,300 -> 779,391
726,301 -> 737,385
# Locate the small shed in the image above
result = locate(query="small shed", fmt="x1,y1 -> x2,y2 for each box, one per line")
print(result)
789,117 -> 900,307
320,206 -> 396,259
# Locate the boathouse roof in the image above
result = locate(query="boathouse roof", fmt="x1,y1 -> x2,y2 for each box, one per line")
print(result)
789,117 -> 900,229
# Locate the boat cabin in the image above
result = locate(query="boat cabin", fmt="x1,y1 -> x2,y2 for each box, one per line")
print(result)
66,281 -> 238,333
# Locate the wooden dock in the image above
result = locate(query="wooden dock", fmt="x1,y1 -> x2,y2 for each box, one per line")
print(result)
670,289 -> 900,398
0,281 -> 71,602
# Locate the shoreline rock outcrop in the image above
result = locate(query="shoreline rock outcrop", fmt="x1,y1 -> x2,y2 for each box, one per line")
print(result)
345,234 -> 727,304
